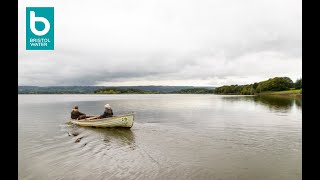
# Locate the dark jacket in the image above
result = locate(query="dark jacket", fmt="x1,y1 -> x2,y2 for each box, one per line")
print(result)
71,110 -> 86,119
99,108 -> 113,118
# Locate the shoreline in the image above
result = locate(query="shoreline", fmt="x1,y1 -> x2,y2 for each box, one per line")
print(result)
257,93 -> 302,98
256,89 -> 302,97
213,89 -> 302,97
18,90 -> 302,96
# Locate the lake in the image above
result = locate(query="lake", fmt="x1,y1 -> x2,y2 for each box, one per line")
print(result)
18,94 -> 301,180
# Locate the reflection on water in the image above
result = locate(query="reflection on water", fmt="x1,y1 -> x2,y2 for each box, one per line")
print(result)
254,95 -> 294,109
19,95 -> 301,180
70,126 -> 135,148
222,95 -> 302,111
295,96 -> 302,107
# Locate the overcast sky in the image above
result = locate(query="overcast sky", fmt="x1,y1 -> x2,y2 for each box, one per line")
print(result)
18,0 -> 301,86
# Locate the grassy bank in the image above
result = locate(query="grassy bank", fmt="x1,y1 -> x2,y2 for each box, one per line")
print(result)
257,89 -> 302,96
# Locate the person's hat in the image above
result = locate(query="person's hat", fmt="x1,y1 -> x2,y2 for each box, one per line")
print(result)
104,104 -> 111,109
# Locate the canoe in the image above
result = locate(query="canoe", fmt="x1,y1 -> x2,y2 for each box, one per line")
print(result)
69,113 -> 134,128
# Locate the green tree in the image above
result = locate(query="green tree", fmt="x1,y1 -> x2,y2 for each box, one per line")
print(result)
294,78 -> 302,89
214,77 -> 294,94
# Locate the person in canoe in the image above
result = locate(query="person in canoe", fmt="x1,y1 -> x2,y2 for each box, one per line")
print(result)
71,106 -> 87,120
98,104 -> 114,119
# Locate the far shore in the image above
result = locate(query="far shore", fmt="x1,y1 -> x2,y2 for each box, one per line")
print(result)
18,92 -> 302,96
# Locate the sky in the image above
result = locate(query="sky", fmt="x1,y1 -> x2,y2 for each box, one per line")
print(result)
18,0 -> 302,87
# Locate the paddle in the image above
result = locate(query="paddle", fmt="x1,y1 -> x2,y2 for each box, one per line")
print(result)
86,116 -> 99,120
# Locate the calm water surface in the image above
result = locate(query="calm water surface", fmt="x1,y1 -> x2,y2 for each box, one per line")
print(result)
18,94 -> 301,180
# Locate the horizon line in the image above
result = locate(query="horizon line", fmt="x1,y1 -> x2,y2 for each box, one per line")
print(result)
18,85 -> 216,87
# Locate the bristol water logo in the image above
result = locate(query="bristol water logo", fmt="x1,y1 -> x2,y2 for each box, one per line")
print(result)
26,7 -> 54,50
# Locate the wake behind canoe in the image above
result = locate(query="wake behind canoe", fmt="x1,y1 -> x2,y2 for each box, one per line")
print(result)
69,113 -> 134,128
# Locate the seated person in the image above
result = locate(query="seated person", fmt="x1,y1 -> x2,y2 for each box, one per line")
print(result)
99,104 -> 113,118
71,106 -> 87,120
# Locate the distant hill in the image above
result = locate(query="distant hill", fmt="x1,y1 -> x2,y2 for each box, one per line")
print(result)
18,86 -> 105,94
18,86 -> 215,94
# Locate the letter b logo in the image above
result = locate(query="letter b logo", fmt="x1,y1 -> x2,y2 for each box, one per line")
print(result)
30,11 -> 50,36
26,7 -> 54,50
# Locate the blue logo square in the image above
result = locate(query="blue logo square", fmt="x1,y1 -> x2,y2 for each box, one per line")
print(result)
26,7 -> 54,50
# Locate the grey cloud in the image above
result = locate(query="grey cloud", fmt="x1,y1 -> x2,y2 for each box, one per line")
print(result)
18,0 -> 302,86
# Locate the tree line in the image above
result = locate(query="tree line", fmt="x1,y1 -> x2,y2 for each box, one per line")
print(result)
214,77 -> 302,95
94,87 -> 214,94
